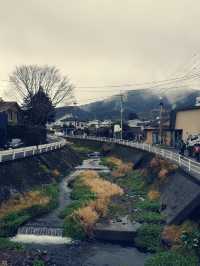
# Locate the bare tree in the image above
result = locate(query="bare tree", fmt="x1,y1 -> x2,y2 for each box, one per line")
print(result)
9,65 -> 75,106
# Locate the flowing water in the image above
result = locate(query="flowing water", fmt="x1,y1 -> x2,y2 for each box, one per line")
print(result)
11,155 -> 150,266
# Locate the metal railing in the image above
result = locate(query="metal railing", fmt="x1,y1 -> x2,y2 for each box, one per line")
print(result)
0,139 -> 67,163
67,135 -> 200,177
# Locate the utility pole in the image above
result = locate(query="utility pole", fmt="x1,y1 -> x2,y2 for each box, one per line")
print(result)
115,93 -> 124,139
120,94 -> 123,139
159,98 -> 164,144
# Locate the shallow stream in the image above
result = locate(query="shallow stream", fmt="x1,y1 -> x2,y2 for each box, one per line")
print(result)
12,156 -> 150,266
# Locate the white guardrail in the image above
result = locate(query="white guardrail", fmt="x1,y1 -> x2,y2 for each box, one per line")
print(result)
67,135 -> 200,177
0,139 -> 67,163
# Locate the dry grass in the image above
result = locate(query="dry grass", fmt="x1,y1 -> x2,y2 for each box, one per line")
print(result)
149,156 -> 178,183
148,190 -> 160,201
52,169 -> 60,178
79,170 -> 100,180
82,172 -> 124,199
106,157 -> 123,168
89,198 -> 109,217
72,170 -> 123,232
0,191 -> 49,219
112,162 -> 133,178
75,206 -> 99,231
162,222 -> 195,248
105,156 -> 133,178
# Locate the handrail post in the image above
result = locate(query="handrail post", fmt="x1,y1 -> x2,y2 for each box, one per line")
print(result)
12,150 -> 15,160
179,155 -> 181,166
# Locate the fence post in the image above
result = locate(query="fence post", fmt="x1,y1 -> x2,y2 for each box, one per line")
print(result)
179,155 -> 181,166
24,150 -> 26,157
12,150 -> 15,160
188,159 -> 191,172
0,154 -> 2,162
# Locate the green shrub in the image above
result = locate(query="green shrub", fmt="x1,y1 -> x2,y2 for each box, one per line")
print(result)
135,211 -> 164,224
0,183 -> 59,237
181,229 -> 200,255
145,251 -> 198,266
39,164 -> 50,173
108,203 -> 127,218
135,224 -> 163,252
136,199 -> 160,212
33,260 -> 45,266
118,171 -> 147,196
100,157 -> 117,170
41,183 -> 59,210
59,200 -> 89,219
63,215 -> 85,240
0,237 -> 24,251
70,179 -> 96,201
0,212 -> 31,237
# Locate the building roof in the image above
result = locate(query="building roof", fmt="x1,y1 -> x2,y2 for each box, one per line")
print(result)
0,101 -> 20,112
175,105 -> 200,112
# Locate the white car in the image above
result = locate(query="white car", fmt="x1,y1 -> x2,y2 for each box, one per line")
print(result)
9,139 -> 23,149
54,132 -> 64,137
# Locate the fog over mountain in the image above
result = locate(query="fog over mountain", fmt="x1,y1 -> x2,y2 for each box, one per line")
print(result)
56,88 -> 200,121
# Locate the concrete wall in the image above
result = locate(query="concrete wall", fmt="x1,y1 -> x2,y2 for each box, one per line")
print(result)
0,145 -> 82,204
175,109 -> 200,141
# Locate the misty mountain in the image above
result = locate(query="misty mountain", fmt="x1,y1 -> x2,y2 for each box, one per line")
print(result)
81,88 -> 200,120
55,106 -> 90,121
56,88 -> 200,121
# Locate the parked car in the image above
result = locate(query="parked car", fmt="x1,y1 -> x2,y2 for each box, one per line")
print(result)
8,138 -> 24,149
54,132 -> 64,137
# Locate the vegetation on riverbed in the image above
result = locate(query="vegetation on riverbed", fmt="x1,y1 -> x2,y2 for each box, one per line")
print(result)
0,237 -> 24,251
62,170 -> 123,239
0,183 -> 59,237
101,155 -> 200,265
145,251 -> 198,266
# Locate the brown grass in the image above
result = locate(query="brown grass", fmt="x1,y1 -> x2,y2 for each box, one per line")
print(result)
75,206 -> 99,231
149,156 -> 178,183
162,222 -> 195,248
73,170 -> 124,232
88,198 -> 109,217
112,162 -> 133,178
52,169 -> 60,178
106,157 -> 123,168
147,190 -> 160,201
82,173 -> 124,199
0,191 -> 49,219
105,156 -> 133,178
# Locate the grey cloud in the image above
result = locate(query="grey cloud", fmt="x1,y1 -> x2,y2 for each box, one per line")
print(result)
0,0 -> 200,104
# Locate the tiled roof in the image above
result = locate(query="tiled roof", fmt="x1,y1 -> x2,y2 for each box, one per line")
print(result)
0,101 -> 20,112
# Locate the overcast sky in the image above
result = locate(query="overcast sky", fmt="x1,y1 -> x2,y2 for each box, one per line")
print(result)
0,0 -> 200,104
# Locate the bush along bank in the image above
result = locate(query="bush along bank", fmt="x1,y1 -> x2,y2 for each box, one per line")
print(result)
0,144 -> 83,238
101,155 -> 200,265
61,170 -> 123,240
0,183 -> 59,237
